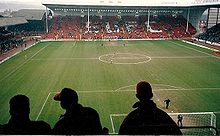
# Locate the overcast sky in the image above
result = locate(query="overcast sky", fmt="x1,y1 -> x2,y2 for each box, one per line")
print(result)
0,0 -> 44,11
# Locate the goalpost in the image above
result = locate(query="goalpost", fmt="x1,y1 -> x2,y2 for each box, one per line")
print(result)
111,112 -> 218,135
168,112 -> 217,135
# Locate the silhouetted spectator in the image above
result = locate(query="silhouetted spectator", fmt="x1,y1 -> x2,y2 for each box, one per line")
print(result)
1,94 -> 51,134
119,81 -> 182,135
102,127 -> 109,135
0,124 -> 2,134
53,88 -> 103,134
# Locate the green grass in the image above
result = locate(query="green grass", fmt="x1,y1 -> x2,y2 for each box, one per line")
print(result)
0,40 -> 220,134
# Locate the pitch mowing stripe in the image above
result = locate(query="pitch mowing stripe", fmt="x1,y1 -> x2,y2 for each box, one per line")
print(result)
169,41 -> 220,60
0,44 -> 49,82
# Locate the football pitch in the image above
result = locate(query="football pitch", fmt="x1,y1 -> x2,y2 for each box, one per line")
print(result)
0,39 -> 220,134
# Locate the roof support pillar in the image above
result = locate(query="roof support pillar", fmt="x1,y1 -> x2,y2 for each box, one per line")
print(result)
186,7 -> 190,33
207,8 -> 210,28
216,8 -> 219,25
87,8 -> 90,33
45,6 -> 49,33
147,9 -> 150,31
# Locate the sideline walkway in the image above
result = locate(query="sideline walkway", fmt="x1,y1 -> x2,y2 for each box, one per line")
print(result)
0,40 -> 36,62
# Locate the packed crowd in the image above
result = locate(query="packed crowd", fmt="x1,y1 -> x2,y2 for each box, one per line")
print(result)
44,15 -> 196,40
197,23 -> 220,43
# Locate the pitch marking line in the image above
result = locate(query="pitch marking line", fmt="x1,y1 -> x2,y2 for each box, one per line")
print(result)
99,53 -> 151,65
0,44 -> 49,82
31,58 -> 99,61
36,92 -> 51,121
29,56 -> 211,61
169,41 -> 220,60
115,84 -> 185,92
109,113 -> 128,134
151,56 -> 212,59
110,114 -> 116,134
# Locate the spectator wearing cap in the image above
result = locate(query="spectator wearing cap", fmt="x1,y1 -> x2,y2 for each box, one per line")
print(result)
52,88 -> 103,134
1,94 -> 51,134
119,81 -> 182,135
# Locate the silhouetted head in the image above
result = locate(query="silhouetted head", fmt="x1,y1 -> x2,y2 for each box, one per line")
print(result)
9,94 -> 30,118
136,81 -> 153,101
54,88 -> 78,110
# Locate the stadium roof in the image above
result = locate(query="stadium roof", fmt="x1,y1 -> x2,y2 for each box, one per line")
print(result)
42,0 -> 219,16
0,17 -> 28,27
11,9 -> 45,20
42,0 -> 220,7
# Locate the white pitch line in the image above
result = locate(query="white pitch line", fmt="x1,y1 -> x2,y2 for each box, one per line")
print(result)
151,56 -> 212,59
114,84 -> 136,92
115,84 -> 185,92
169,41 -> 220,60
110,115 -> 116,134
99,53 -> 151,65
50,90 -> 133,94
49,87 -> 220,94
152,84 -> 185,90
0,44 -> 49,82
110,113 -> 127,117
35,92 -> 51,121
29,56 -> 212,61
31,58 -> 99,61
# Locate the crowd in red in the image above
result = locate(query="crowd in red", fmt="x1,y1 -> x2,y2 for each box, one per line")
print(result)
45,15 -> 196,40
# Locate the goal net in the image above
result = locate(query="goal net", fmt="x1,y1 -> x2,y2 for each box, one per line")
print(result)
168,112 -> 217,135
110,112 -> 218,135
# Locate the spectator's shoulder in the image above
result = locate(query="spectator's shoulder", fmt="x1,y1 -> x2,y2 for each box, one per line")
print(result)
30,121 -> 51,134
84,107 -> 99,115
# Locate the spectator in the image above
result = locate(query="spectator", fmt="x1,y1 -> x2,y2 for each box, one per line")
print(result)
102,127 -> 109,135
119,81 -> 182,135
0,124 -> 2,133
53,88 -> 103,134
1,94 -> 51,134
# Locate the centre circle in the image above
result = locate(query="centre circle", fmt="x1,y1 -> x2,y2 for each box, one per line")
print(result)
99,53 -> 151,64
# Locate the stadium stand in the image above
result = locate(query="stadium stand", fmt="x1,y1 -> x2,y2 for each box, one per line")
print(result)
196,23 -> 220,43
0,9 -> 46,55
46,15 -> 196,40
0,17 -> 28,27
